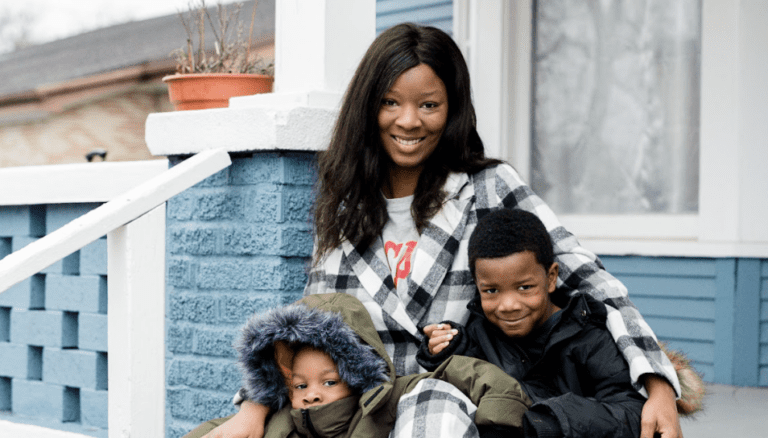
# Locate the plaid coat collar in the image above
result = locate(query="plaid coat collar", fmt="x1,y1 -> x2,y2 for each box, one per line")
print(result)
340,173 -> 474,333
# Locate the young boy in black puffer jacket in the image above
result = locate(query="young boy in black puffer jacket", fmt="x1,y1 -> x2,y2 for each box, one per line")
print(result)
418,209 -> 701,438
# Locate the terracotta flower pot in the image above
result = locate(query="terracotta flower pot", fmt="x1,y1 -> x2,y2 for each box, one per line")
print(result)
162,73 -> 273,111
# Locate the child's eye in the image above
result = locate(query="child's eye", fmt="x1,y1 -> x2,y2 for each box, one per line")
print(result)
518,285 -> 533,291
421,102 -> 438,109
294,383 -> 307,390
481,288 -> 498,294
324,380 -> 338,387
381,98 -> 397,106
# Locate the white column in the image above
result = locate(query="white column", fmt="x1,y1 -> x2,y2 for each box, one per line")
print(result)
107,206 -> 166,438
232,0 -> 376,108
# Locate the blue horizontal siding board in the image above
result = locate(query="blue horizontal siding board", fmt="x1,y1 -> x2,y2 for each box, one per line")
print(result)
377,6 -> 453,30
617,275 -> 717,299
645,317 -> 714,341
631,296 -> 715,320
600,256 -> 717,277
377,0 -> 451,14
662,339 -> 714,364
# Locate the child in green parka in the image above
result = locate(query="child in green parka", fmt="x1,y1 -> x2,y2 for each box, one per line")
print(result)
234,293 -> 532,438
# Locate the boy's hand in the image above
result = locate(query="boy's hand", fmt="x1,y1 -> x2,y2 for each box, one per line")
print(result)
423,323 -> 458,355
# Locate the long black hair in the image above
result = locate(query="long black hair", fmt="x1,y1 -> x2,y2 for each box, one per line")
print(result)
313,23 -> 500,262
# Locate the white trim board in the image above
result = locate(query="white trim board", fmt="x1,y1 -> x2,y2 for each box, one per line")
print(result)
0,159 -> 168,206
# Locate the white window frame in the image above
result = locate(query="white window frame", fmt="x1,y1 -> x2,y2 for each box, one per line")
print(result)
456,0 -> 768,258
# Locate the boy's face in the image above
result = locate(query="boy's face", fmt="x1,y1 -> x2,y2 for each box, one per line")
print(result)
475,250 -> 560,338
289,347 -> 352,409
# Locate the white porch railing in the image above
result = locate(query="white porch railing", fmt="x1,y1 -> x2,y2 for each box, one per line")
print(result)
0,149 -> 232,437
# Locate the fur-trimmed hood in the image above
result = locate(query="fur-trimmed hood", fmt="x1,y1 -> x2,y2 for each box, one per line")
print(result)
235,293 -> 393,411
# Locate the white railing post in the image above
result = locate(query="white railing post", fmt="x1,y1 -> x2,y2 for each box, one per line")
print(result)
108,205 -> 166,438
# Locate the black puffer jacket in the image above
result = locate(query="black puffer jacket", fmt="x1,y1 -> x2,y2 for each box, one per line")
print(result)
418,292 -> 645,438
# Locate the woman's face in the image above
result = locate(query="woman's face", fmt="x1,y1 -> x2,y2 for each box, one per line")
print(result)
378,63 -> 448,177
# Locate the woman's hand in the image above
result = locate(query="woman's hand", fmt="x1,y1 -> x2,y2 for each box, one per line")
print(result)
640,374 -> 683,438
423,323 -> 458,355
202,400 -> 269,438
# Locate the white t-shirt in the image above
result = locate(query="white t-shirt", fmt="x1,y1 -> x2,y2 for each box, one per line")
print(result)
382,195 -> 419,296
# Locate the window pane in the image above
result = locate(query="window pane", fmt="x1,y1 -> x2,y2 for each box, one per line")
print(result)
531,0 -> 700,214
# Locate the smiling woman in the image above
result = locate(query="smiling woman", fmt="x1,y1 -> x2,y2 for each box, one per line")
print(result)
378,64 -> 449,199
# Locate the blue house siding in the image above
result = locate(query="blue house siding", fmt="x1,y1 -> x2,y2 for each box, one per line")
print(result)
164,152 -> 316,438
761,260 -> 768,386
376,0 -> 453,35
0,203 -> 108,436
600,255 -> 767,387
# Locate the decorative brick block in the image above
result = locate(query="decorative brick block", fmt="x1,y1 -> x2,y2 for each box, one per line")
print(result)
78,313 -> 108,352
43,348 -> 107,390
0,205 -> 45,237
46,274 -> 106,313
10,309 -> 77,347
80,238 -> 107,275
45,203 -> 101,234
0,237 -> 10,258
0,377 -> 9,410
14,236 -> 79,276
0,343 -> 28,378
11,379 -> 79,422
0,274 -> 44,309
80,388 -> 108,428
0,307 -> 9,341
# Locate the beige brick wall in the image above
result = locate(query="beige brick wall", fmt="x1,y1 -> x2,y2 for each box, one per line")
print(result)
0,90 -> 173,168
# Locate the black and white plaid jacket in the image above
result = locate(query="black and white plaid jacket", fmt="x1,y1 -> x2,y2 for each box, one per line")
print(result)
304,163 -> 680,396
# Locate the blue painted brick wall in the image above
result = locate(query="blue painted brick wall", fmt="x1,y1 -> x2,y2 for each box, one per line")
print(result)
0,203 -> 108,436
165,152 -> 316,437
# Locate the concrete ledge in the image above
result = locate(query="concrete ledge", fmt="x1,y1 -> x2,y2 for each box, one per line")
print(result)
145,104 -> 337,156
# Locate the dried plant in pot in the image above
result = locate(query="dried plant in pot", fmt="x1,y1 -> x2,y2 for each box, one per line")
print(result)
164,0 -> 274,111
